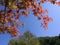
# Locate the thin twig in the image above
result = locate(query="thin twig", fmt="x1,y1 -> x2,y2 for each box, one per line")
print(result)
3,0 -> 7,32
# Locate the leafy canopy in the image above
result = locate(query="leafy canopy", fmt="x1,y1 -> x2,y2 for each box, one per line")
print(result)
1,0 -> 60,36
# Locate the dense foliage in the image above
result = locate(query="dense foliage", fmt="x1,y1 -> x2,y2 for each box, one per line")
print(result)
8,31 -> 40,45
38,34 -> 60,45
8,31 -> 60,45
0,0 -> 55,36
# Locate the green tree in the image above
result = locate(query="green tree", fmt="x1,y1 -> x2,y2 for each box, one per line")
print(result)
38,34 -> 60,45
23,31 -> 40,45
23,31 -> 34,40
8,39 -> 18,45
8,31 -> 40,45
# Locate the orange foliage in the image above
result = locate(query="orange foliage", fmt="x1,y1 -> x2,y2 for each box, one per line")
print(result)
56,2 -> 60,6
0,0 -> 56,36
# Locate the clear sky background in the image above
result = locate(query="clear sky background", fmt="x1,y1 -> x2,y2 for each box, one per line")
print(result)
0,1 -> 60,45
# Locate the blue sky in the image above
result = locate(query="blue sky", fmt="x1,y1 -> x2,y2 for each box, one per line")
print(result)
0,1 -> 60,45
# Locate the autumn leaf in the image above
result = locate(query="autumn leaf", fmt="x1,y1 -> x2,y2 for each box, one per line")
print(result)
56,2 -> 60,6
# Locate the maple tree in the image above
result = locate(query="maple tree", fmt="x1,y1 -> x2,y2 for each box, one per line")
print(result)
0,0 -> 60,37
